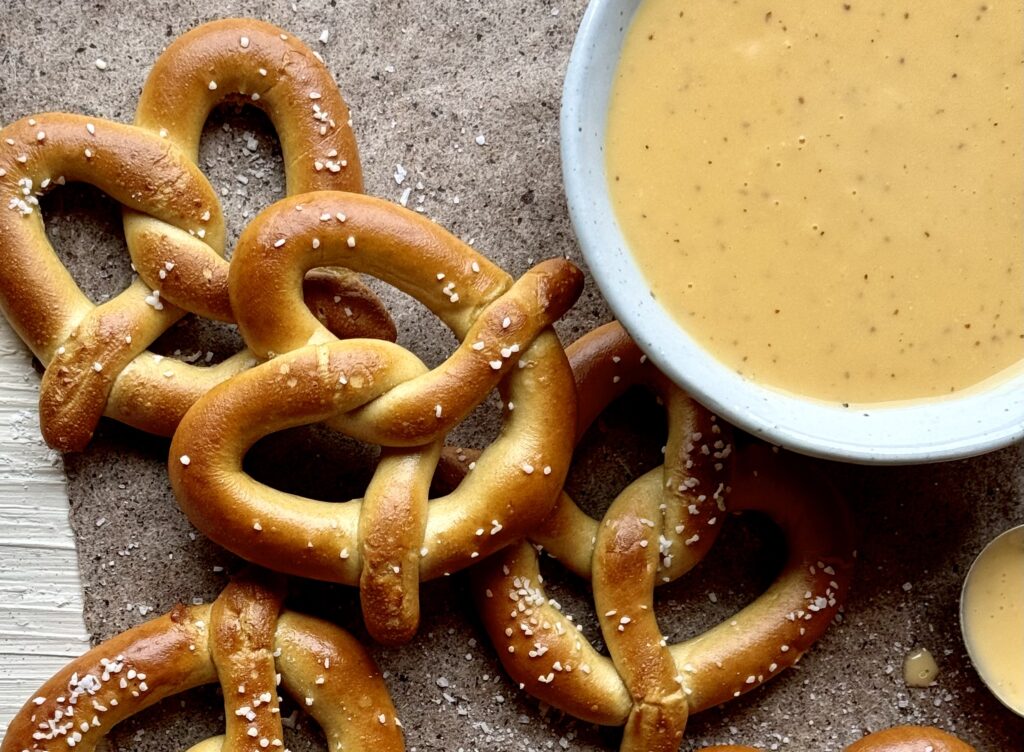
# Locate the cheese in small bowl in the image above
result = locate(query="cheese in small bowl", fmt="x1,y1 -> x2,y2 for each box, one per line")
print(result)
961,525 -> 1024,717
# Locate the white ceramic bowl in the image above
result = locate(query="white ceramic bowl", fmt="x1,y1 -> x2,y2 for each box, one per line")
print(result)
560,0 -> 1024,464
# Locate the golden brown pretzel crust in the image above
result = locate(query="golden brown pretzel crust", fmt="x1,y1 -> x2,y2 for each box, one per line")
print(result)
469,322 -> 856,750
127,17 -> 391,335
0,21 -> 394,450
700,725 -> 976,751
0,112 -> 234,450
136,19 -> 361,189
171,192 -> 583,644
0,572 -> 403,752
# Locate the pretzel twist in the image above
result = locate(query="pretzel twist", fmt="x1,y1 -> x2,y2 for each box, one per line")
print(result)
0,571 -> 403,752
701,725 -> 976,751
0,21 -> 395,451
170,192 -> 583,645
467,322 -> 856,751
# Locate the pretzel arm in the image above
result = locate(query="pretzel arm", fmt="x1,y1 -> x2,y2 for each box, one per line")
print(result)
1,604 -> 215,752
565,320 -> 646,439
275,612 -> 404,751
654,385 -> 732,583
359,442 -> 442,645
418,330 -> 575,578
129,18 -> 365,322
106,349 -> 258,437
38,278 -> 185,451
472,542 -> 633,726
592,471 -> 690,752
670,445 -> 856,713
433,447 -> 595,579
0,192 -> 92,363
209,574 -> 287,752
530,490 -> 600,580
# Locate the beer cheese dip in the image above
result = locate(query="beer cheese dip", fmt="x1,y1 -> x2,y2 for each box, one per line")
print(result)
606,1 -> 1024,404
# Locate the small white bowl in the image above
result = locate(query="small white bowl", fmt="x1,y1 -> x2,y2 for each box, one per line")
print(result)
960,525 -> 1024,718
560,0 -> 1024,464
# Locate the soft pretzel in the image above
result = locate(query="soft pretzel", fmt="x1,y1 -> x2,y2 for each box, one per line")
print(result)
0,112 -> 239,450
170,191 -> 583,644
0,21 -> 395,451
127,17 -> 390,337
0,570 -> 403,752
701,724 -> 976,751
466,322 -> 856,751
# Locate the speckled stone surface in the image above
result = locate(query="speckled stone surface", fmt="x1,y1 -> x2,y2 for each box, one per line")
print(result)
1,1 -> 1022,750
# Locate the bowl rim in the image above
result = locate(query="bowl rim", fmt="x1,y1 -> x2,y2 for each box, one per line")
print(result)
559,0 -> 1024,465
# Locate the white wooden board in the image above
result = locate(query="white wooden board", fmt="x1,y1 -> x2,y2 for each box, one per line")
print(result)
0,319 -> 90,734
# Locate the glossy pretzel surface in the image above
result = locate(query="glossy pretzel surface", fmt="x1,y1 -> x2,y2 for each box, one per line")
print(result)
0,571 -> 403,752
171,192 -> 583,644
0,19 -> 393,451
468,322 -> 856,751
127,17 -> 388,333
0,112 -> 230,450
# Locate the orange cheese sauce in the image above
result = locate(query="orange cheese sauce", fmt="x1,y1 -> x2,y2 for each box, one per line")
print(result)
606,1 -> 1024,404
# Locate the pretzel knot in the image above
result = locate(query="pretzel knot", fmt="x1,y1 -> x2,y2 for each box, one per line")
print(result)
0,571 -> 403,752
466,322 -> 856,752
701,724 -> 976,751
0,20 -> 394,452
169,191 -> 583,645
